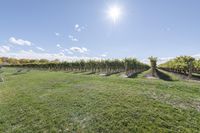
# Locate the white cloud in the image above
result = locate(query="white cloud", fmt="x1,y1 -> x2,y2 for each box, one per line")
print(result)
100,52 -> 108,57
9,37 -> 31,46
36,47 -> 45,51
82,47 -> 87,52
68,35 -> 78,42
192,54 -> 200,59
0,45 -> 10,53
2,46 -> 10,51
75,24 -> 79,29
157,57 -> 174,64
56,44 -> 61,48
56,45 -> 88,55
101,54 -> 107,57
141,57 -> 173,65
64,49 -> 73,55
74,24 -> 85,32
0,51 -> 100,62
20,50 -> 34,54
55,32 -> 60,36
69,47 -> 88,53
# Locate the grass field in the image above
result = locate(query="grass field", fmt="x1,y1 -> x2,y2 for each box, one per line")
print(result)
1,68 -> 200,132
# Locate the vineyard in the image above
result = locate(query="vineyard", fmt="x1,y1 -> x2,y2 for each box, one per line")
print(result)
1,66 -> 200,132
1,56 -> 200,132
1,0 -> 200,132
159,56 -> 200,76
3,58 -> 149,77
2,56 -> 200,79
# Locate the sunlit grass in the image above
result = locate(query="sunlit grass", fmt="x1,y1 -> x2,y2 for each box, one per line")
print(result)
0,68 -> 200,132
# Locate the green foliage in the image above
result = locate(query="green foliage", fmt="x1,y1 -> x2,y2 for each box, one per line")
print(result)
148,56 -> 157,62
148,56 -> 157,67
149,56 -> 158,76
5,57 -> 150,76
193,59 -> 200,73
159,56 -> 199,74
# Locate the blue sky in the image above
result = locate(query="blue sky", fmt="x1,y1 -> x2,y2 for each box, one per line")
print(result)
0,0 -> 200,62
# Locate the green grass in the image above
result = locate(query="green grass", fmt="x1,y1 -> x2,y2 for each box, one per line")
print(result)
0,68 -> 200,132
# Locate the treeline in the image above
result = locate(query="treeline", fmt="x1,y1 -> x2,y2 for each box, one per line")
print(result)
0,57 -> 55,65
1,57 -> 150,76
159,56 -> 200,76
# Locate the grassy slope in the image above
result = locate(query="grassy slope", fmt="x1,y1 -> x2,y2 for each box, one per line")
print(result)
0,68 -> 200,132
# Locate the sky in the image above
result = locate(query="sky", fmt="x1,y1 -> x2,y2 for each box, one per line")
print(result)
0,0 -> 200,62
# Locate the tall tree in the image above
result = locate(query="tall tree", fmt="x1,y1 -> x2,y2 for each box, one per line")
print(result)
149,56 -> 157,77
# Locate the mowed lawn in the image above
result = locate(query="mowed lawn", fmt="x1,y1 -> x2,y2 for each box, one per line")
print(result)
0,68 -> 200,132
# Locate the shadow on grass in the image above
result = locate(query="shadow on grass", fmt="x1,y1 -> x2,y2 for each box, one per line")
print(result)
83,72 -> 96,75
128,71 -> 146,78
105,72 -> 121,76
192,73 -> 200,80
64,71 -> 72,73
158,69 -> 200,81
73,71 -> 87,74
156,69 -> 174,81
12,69 -> 31,75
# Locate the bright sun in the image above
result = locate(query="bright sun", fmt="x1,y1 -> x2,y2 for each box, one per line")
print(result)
108,5 -> 121,24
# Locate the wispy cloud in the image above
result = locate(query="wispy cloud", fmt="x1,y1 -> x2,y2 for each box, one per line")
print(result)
192,54 -> 200,59
64,49 -> 73,55
56,44 -> 61,48
20,50 -> 34,54
141,57 -> 174,65
157,57 -> 174,64
55,32 -> 60,36
9,37 -> 32,46
74,24 -> 85,32
100,52 -> 108,57
100,54 -> 107,57
0,51 -> 100,62
166,27 -> 171,31
36,47 -> 45,51
69,47 -> 88,53
0,45 -> 10,53
68,35 -> 78,42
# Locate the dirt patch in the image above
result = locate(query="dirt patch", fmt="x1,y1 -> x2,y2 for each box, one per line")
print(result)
144,69 -> 175,81
145,75 -> 158,79
99,73 -> 106,76
121,74 -> 128,78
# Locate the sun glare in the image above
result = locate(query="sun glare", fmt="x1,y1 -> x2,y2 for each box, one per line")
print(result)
108,5 -> 121,24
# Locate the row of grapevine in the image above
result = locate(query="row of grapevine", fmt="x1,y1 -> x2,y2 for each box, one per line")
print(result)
193,60 -> 200,73
159,56 -> 200,76
5,58 -> 150,76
